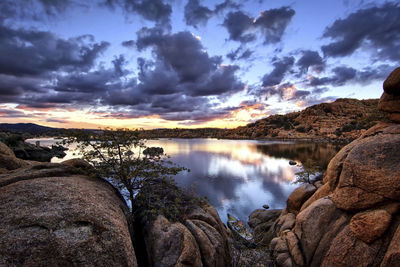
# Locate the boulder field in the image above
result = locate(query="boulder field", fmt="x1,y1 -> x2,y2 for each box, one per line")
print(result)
268,67 -> 400,266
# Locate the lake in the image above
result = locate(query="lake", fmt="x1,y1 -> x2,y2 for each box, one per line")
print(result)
26,138 -> 343,224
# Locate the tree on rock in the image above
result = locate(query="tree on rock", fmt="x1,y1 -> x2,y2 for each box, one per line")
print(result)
64,128 -> 187,213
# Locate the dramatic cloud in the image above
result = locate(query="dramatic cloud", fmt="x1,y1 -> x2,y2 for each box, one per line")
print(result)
322,2 -> 400,61
262,56 -> 295,87
103,28 -> 245,121
296,50 -> 325,73
223,6 -> 295,44
135,28 -> 243,95
184,0 -> 213,27
0,24 -> 109,77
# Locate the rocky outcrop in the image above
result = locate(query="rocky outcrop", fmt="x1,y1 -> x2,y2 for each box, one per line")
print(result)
133,181 -> 232,267
270,68 -> 400,266
0,157 -> 137,266
0,141 -> 30,173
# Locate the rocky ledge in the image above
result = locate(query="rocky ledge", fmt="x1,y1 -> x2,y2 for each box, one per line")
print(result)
267,67 -> 400,266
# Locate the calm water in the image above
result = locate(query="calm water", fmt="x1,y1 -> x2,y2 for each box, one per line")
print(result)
27,138 -> 343,224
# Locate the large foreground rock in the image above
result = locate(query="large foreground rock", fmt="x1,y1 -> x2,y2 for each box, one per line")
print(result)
0,162 -> 137,266
270,69 -> 400,266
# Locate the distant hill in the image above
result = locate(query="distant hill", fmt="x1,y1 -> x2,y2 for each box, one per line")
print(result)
0,123 -> 63,136
221,98 -> 387,141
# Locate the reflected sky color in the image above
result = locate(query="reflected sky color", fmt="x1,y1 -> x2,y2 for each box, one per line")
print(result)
28,138 -> 341,224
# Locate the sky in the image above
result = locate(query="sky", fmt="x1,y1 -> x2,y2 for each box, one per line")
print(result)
0,0 -> 399,129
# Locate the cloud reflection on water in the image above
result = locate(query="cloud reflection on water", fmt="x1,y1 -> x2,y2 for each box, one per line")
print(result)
29,138 -> 342,224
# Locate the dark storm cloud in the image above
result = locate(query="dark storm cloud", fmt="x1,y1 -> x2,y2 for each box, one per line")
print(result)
184,0 -> 213,27
262,56 -> 295,87
308,64 -> 394,87
104,0 -> 172,24
322,2 -> 400,61
223,6 -> 295,44
0,24 -> 109,77
296,50 -> 325,73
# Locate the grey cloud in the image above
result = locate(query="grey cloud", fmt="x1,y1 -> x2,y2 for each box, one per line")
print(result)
104,0 -> 172,24
226,46 -> 253,61
308,64 -> 393,87
296,50 -> 325,73
135,28 -> 244,97
262,56 -> 295,87
121,40 -> 135,48
223,6 -> 295,44
184,0 -> 241,28
0,24 -> 109,77
254,6 -> 295,44
214,0 -> 241,13
222,11 -> 255,43
0,0 -> 76,22
45,118 -> 69,123
263,82 -> 309,101
0,108 -> 26,118
322,2 -> 400,61
184,0 -> 213,27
